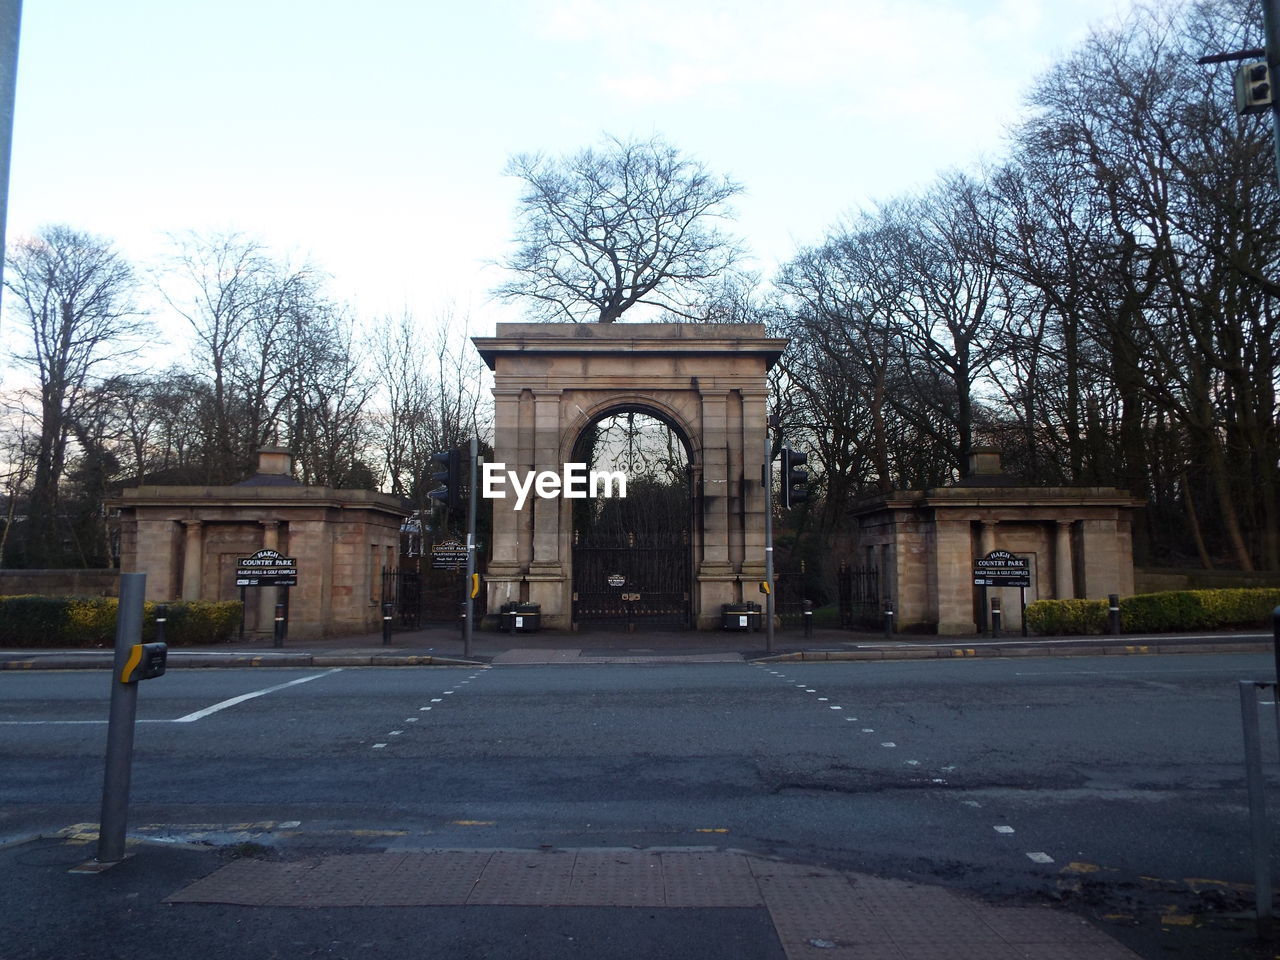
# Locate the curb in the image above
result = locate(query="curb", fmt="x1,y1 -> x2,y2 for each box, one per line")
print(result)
0,653 -> 488,671
752,640 -> 1271,663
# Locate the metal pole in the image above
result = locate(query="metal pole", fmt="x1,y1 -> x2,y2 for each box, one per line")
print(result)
1020,586 -> 1028,638
884,599 -> 894,639
97,572 -> 145,864
1263,0 -> 1280,186
763,429 -> 775,655
273,600 -> 284,648
1272,606 -> 1280,686
464,436 -> 478,659
1109,594 -> 1121,636
803,598 -> 813,639
382,602 -> 393,645
990,596 -> 1002,639
1240,680 -> 1275,938
0,0 -> 20,316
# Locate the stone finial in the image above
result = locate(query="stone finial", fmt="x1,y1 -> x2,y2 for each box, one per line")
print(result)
257,447 -> 293,476
966,447 -> 1003,477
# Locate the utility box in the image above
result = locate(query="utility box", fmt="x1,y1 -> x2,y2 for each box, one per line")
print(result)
500,602 -> 541,633
721,603 -> 760,632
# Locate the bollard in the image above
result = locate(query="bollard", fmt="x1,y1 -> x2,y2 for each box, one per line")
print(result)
273,601 -> 285,648
803,599 -> 814,639
382,602 -> 393,645
1273,607 -> 1280,687
990,596 -> 1002,639
1109,594 -> 1121,636
155,604 -> 168,646
883,599 -> 894,638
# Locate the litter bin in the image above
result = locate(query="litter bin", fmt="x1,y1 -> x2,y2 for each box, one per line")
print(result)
500,602 -> 541,633
721,602 -> 760,632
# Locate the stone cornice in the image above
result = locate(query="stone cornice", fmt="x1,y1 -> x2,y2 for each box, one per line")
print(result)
473,322 -> 788,370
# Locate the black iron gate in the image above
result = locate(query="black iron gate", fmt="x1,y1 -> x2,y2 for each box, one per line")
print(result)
837,563 -> 880,628
573,539 -> 691,628
381,569 -> 423,631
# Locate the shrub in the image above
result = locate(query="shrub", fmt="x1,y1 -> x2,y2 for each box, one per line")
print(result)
0,596 -> 242,647
1025,587 -> 1280,636
1025,598 -> 1107,635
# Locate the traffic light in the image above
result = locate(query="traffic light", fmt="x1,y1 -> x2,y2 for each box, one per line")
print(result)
1236,60 -> 1272,115
428,448 -> 462,510
780,446 -> 809,509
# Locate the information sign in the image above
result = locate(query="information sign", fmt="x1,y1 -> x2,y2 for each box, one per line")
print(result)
972,549 -> 1031,588
431,539 -> 467,571
236,548 -> 298,587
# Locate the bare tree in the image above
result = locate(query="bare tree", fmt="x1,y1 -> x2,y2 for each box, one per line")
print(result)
496,134 -> 745,323
5,225 -> 142,565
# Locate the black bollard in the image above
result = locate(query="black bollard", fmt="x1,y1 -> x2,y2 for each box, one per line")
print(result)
155,604 -> 168,646
803,599 -> 814,639
273,601 -> 285,648
382,602 -> 393,645
990,596 -> 1002,639
884,599 -> 895,638
1273,606 -> 1280,687
1108,594 -> 1121,636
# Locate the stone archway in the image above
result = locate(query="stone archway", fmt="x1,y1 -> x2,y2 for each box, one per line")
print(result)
473,322 -> 786,630
569,406 -> 694,629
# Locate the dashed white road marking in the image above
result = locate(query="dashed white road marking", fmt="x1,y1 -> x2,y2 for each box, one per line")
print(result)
994,825 -> 1015,834
881,742 -> 897,748
372,743 -> 387,750
1027,852 -> 1054,863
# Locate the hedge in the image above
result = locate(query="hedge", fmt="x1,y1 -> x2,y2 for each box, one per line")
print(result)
1025,588 -> 1280,636
0,596 -> 243,648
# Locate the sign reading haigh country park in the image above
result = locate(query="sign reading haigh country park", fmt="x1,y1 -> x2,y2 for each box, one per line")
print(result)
972,550 -> 1031,588
235,548 -> 298,587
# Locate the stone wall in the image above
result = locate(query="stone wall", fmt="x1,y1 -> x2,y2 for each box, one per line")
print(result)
0,569 -> 119,597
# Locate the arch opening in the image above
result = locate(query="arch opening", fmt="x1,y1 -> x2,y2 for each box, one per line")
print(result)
571,409 -> 694,629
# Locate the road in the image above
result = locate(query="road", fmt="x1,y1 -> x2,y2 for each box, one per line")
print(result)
3,652 -> 1277,946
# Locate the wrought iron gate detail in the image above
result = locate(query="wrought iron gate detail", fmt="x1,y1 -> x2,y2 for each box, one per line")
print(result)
573,543 -> 691,627
837,563 -> 880,628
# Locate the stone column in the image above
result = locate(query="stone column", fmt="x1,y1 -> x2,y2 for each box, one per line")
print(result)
259,521 -> 280,634
488,389 -> 523,568
978,519 -> 998,557
528,392 -> 566,624
1054,520 -> 1075,599
699,392 -> 731,570
739,390 -> 768,578
181,521 -> 203,601
934,518 -> 976,635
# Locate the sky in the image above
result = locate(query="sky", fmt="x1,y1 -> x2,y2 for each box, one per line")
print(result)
4,0 -> 1139,348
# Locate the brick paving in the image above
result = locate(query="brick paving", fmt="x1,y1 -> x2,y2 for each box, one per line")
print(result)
165,849 -> 1144,960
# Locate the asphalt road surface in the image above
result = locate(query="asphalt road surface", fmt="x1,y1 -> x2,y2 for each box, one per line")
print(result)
4,652 -> 1278,956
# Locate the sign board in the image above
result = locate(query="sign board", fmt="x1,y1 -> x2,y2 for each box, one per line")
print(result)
236,548 -> 298,587
431,539 -> 467,571
607,573 -> 626,588
973,549 -> 1031,588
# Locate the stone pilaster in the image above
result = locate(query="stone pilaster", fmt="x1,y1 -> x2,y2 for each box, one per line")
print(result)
181,520 -> 203,601
1054,520 -> 1075,599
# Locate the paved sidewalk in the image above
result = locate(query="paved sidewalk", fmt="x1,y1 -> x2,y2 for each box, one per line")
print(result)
7,836 -> 1144,960
0,625 -> 1271,670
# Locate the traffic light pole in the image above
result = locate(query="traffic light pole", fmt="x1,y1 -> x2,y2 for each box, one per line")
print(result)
463,435 -> 478,659
764,429 -> 775,655
1264,0 -> 1280,186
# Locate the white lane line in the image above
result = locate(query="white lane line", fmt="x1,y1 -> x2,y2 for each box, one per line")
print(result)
389,730 -> 403,736
829,706 -> 842,710
372,743 -> 387,749
881,742 -> 897,748
405,717 -> 419,722
1027,852 -> 1054,863
962,800 -> 982,808
994,825 -> 1015,834
430,698 -> 442,703
420,706 -> 432,711
171,669 -> 344,723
